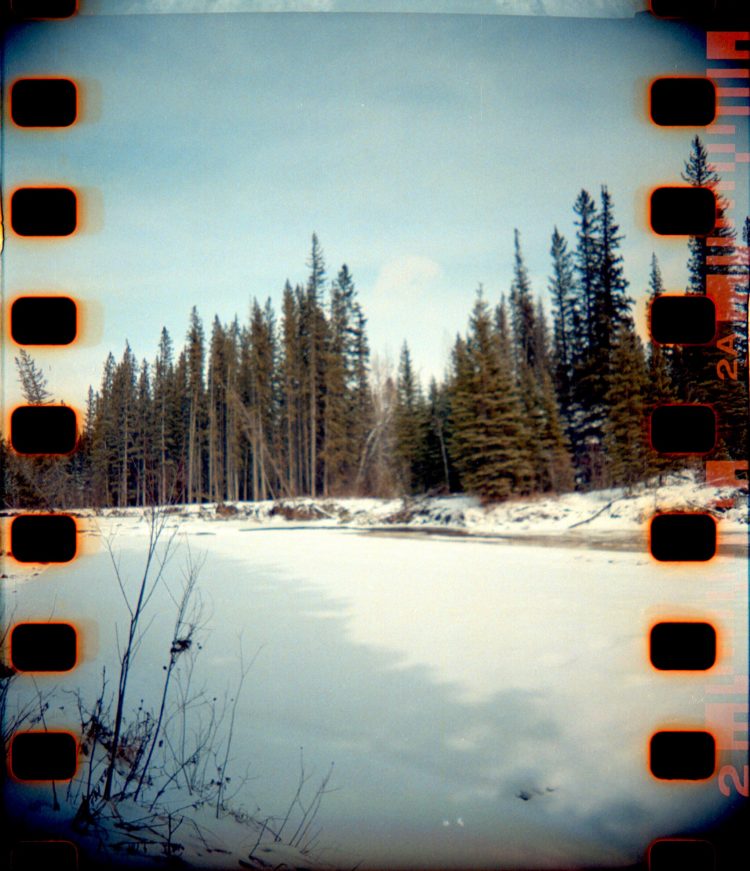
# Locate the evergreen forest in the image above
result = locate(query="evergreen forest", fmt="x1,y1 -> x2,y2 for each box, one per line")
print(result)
4,138 -> 748,509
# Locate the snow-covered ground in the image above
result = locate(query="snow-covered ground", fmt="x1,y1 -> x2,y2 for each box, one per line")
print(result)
2,477 -> 747,868
45,470 -> 750,538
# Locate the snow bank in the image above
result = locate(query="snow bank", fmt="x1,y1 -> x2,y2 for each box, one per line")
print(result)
66,471 -> 747,539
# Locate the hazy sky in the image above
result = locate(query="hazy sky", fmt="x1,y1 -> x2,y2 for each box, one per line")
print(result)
1,6 -> 723,411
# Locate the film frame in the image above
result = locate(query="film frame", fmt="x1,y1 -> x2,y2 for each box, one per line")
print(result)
1,2 -> 749,870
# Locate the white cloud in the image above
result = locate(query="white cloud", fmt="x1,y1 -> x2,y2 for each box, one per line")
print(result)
372,255 -> 442,302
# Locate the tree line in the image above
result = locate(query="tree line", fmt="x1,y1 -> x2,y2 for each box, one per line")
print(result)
3,137 -> 747,508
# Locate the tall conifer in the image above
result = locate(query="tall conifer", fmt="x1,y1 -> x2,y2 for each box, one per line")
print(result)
186,308 -> 206,503
604,327 -> 649,489
450,291 -> 530,501
548,228 -> 578,412
394,342 -> 427,494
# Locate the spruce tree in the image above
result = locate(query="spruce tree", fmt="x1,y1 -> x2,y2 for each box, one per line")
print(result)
173,350 -> 190,503
90,353 -> 115,505
186,307 -> 206,503
548,227 -> 578,413
73,385 -> 97,503
153,327 -> 181,504
224,317 -> 242,502
537,365 -> 575,493
645,254 -> 680,479
603,326 -> 650,489
207,317 -> 224,502
423,378 -> 453,493
113,343 -> 138,506
568,187 -> 637,488
450,291 -> 531,501
15,350 -> 52,404
682,135 -> 735,295
646,254 -> 677,411
350,304 -> 373,494
323,266 -> 354,495
507,238 -> 570,493
568,190 -> 602,484
135,359 -> 154,505
281,280 -> 302,497
6,352 -> 71,508
304,234 -> 328,497
507,238 -> 542,491
394,342 -> 428,494
680,139 -> 746,459
241,299 -> 278,501
530,299 -> 574,493
596,186 -> 631,347
573,189 -> 600,350
509,229 -> 538,368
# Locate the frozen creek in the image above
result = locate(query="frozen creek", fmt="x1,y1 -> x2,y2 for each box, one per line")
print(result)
3,515 -> 747,869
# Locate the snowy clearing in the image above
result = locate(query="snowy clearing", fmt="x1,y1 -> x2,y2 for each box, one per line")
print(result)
33,471 -> 748,540
2,479 -> 747,869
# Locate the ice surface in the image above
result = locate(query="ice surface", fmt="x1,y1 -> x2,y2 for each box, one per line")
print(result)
2,481 -> 747,868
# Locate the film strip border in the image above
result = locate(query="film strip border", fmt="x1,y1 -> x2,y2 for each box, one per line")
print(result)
1,2 -> 748,870
697,18 -> 750,869
646,4 -> 749,870
3,3 -> 82,870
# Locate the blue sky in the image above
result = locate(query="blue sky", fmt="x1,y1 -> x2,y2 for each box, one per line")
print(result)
2,6 -> 719,409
